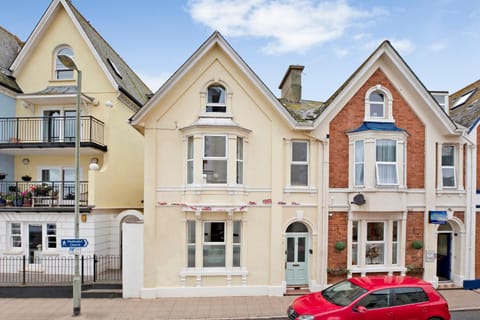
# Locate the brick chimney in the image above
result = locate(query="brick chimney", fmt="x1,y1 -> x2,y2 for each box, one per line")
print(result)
279,65 -> 304,103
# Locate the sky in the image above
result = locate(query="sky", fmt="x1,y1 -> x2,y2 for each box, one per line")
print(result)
1,0 -> 479,102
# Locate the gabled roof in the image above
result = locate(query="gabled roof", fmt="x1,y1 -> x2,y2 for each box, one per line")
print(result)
131,31 -> 299,128
0,26 -> 22,93
312,41 -> 459,134
449,80 -> 480,133
10,0 -> 151,107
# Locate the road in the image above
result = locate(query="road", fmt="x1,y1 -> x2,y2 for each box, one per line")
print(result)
452,310 -> 480,319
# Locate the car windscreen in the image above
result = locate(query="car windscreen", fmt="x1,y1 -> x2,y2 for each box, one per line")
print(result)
322,280 -> 368,306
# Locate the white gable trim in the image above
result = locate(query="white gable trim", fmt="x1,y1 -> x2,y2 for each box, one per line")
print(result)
313,42 -> 458,135
10,0 -> 118,91
131,32 -> 296,128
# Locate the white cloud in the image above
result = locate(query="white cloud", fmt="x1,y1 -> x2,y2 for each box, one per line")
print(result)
428,42 -> 448,52
390,39 -> 414,54
334,48 -> 349,57
138,72 -> 171,92
187,0 -> 382,54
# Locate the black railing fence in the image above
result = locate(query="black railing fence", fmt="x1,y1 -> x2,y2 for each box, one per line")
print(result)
0,255 -> 121,285
0,116 -> 105,146
0,180 -> 88,207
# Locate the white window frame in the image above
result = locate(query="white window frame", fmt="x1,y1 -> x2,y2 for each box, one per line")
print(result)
236,137 -> 244,185
186,220 -> 196,268
441,145 -> 456,188
291,141 -> 309,187
376,139 -> 398,186
202,135 -> 228,184
354,140 -> 364,187
233,221 -> 241,267
54,46 -> 74,80
206,85 -> 227,113
10,223 -> 22,249
46,223 -> 57,249
187,136 -> 194,184
364,85 -> 394,122
351,219 -> 401,269
203,221 -> 226,267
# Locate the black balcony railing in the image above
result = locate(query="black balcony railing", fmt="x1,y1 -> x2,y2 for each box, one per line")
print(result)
0,116 -> 105,149
0,180 -> 88,207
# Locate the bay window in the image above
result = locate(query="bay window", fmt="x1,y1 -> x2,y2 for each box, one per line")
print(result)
203,135 -> 227,184
355,140 -> 364,186
376,139 -> 398,185
203,221 -> 226,267
351,219 -> 401,268
236,137 -> 244,184
187,136 -> 194,184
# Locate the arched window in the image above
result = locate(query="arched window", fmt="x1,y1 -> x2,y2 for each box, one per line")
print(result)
364,85 -> 393,122
54,47 -> 74,80
286,222 -> 308,233
368,91 -> 385,118
206,85 -> 226,113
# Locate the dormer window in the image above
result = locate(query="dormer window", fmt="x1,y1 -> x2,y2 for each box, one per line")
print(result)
55,46 -> 74,80
206,85 -> 226,113
365,85 -> 393,122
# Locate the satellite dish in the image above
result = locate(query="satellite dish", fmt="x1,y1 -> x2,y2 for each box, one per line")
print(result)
351,194 -> 366,205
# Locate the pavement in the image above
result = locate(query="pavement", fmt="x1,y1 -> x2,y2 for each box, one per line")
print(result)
0,289 -> 478,319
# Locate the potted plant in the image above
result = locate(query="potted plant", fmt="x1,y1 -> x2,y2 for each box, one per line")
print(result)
327,266 -> 350,275
412,240 -> 423,250
0,173 -> 7,180
21,175 -> 32,181
334,241 -> 346,251
32,183 -> 52,196
5,194 -> 14,206
21,190 -> 32,207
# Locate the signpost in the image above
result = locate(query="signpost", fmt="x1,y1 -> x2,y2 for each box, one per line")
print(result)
61,239 -> 89,248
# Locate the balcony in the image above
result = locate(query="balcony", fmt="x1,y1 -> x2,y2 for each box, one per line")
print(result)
0,180 -> 89,209
0,116 -> 106,151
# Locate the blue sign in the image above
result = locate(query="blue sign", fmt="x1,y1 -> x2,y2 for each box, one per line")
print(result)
429,211 -> 447,224
61,239 -> 89,248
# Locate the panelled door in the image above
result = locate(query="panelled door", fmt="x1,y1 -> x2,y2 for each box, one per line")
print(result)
285,233 -> 308,285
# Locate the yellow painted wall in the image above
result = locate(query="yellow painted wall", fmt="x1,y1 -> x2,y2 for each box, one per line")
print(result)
13,5 -> 144,209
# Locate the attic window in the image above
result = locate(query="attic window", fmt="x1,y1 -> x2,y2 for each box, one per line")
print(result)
55,47 -> 74,80
452,89 -> 475,108
107,58 -> 123,79
206,85 -> 226,113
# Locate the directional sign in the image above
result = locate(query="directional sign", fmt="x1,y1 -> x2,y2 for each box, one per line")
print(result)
61,239 -> 89,248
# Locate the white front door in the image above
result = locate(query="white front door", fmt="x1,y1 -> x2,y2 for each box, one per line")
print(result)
285,234 -> 308,285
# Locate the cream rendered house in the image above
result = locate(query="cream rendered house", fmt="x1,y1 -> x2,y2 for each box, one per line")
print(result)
131,32 -> 476,297
0,0 -> 150,267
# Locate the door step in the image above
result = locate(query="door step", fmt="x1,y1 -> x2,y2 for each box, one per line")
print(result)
285,285 -> 310,296
438,281 -> 461,290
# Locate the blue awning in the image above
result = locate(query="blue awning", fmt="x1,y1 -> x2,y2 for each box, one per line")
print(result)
348,121 -> 406,133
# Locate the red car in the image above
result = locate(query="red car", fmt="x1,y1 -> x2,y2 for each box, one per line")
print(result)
287,276 -> 450,320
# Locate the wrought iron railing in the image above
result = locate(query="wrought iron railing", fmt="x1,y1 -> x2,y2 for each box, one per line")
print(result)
0,180 -> 88,207
0,255 -> 121,285
0,116 -> 105,146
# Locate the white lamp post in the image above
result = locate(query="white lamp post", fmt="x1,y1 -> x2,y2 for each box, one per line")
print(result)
57,54 -> 82,317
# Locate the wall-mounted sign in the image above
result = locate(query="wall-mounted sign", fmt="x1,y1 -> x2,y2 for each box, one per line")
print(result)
429,210 -> 447,224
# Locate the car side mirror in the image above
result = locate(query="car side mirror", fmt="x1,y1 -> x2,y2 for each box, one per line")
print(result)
354,306 -> 367,313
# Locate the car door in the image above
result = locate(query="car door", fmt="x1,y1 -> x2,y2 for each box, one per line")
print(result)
391,287 -> 429,320
351,289 -> 393,320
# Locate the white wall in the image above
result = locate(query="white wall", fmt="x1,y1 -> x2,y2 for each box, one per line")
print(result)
122,221 -> 144,298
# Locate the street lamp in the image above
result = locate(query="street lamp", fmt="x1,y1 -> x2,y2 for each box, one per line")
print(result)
57,54 -> 82,317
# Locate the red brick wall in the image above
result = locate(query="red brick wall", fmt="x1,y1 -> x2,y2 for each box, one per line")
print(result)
327,212 -> 348,283
329,68 -> 425,188
405,212 -> 424,268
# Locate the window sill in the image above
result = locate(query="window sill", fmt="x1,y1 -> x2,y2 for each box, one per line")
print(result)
180,267 -> 248,277
3,250 -> 23,255
284,187 -> 317,193
349,266 -> 405,275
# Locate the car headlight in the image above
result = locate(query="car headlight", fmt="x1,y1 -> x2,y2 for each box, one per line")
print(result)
298,315 -> 314,320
